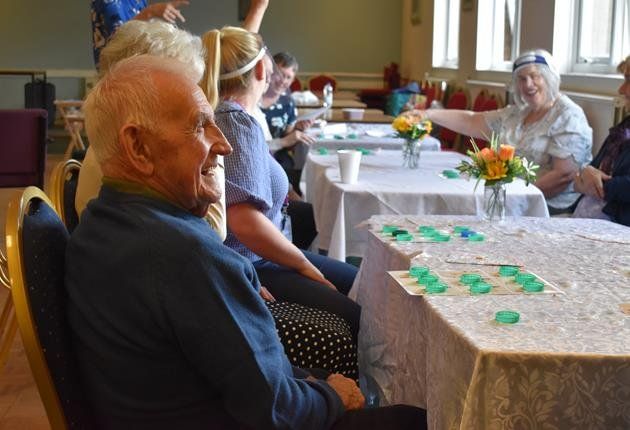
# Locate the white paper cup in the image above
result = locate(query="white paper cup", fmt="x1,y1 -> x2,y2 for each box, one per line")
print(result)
337,150 -> 362,184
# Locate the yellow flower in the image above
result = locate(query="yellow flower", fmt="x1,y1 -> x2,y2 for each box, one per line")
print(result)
392,116 -> 412,133
483,160 -> 508,180
422,120 -> 432,134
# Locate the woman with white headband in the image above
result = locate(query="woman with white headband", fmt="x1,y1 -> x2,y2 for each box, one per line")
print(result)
202,27 -> 362,377
410,49 -> 593,214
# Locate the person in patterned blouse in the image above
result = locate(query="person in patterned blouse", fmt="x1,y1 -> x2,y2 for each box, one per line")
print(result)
91,0 -> 189,68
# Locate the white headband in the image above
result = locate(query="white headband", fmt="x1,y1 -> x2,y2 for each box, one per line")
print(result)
219,46 -> 267,80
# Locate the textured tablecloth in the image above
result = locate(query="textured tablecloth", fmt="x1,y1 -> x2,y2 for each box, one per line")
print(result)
353,215 -> 630,430
304,151 -> 549,261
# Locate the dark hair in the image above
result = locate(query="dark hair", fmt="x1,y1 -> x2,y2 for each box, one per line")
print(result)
273,52 -> 298,71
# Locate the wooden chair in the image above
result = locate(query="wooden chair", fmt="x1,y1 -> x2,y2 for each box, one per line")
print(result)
5,186 -> 94,429
47,159 -> 82,234
0,250 -> 17,373
308,74 -> 337,92
54,100 -> 86,160
439,89 -> 469,150
0,109 -> 48,188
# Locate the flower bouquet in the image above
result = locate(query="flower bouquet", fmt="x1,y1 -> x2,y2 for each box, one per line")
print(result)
392,114 -> 432,169
455,133 -> 538,221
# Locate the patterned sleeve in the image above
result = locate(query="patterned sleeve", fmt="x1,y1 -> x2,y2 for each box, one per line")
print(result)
546,99 -> 593,164
218,110 -> 273,212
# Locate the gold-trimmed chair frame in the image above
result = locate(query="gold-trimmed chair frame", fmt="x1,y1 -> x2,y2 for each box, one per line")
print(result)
47,159 -> 82,229
5,186 -> 68,430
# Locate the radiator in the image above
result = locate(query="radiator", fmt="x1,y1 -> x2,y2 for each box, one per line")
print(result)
564,91 -> 619,155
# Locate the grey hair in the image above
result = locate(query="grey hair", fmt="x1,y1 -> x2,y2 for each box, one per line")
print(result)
84,55 -> 196,164
98,19 -> 205,83
509,49 -> 561,110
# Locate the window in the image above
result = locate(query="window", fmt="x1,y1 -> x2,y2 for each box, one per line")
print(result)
432,0 -> 461,69
572,0 -> 630,73
476,0 -> 522,71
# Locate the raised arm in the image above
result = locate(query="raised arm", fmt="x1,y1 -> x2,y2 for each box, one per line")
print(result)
242,0 -> 269,33
227,202 -> 336,289
135,1 -> 189,23
408,109 -> 492,140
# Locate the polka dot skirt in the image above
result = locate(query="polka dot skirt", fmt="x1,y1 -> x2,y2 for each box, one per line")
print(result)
266,300 -> 358,380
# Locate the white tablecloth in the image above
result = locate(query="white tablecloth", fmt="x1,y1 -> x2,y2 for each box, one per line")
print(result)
308,123 -> 441,151
354,215 -> 630,430
304,150 -> 549,261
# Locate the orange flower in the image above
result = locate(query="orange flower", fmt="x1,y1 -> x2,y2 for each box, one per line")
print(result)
483,160 -> 508,180
479,147 -> 497,163
498,144 -> 515,161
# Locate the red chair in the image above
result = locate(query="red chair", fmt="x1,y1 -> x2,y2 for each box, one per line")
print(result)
461,93 -> 502,152
438,90 -> 468,150
472,89 -> 488,112
0,109 -> 47,188
290,77 -> 302,92
358,63 -> 401,110
308,74 -> 337,92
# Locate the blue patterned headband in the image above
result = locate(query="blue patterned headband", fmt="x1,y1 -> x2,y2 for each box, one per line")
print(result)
513,54 -> 548,72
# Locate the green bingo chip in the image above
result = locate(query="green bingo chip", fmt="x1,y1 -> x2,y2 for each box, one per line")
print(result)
392,229 -> 408,237
495,310 -> 520,324
418,274 -> 439,286
442,169 -> 459,179
498,265 -> 519,277
431,234 -> 451,242
409,266 -> 429,277
382,225 -> 398,234
317,147 -> 329,155
515,273 -> 536,285
470,281 -> 492,294
453,226 -> 470,233
459,273 -> 482,285
418,226 -> 436,234
396,233 -> 414,242
426,283 -> 447,294
468,234 -> 485,242
523,280 -> 544,292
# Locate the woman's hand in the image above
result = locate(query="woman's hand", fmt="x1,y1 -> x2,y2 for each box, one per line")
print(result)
295,119 -> 314,132
259,286 -> 276,302
297,262 -> 337,290
138,1 -> 189,23
575,165 -> 611,199
280,130 -> 315,148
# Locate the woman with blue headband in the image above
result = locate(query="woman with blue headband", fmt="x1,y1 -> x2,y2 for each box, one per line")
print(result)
410,49 -> 593,214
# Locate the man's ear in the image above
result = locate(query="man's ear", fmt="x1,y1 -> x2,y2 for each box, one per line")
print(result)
118,124 -> 154,176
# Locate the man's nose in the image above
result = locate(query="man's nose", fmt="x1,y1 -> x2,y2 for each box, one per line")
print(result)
210,126 -> 233,156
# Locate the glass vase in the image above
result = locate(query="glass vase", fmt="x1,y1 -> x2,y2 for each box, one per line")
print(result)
402,139 -> 421,169
483,183 -> 506,222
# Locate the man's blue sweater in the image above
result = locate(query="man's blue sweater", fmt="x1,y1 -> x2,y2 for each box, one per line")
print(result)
65,185 -> 344,429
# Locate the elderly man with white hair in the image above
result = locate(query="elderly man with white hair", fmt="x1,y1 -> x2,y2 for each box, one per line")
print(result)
67,53 -> 427,430
66,54 -> 354,429
408,49 -> 593,214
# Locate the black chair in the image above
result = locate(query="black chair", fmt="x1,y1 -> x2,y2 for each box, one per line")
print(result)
48,159 -> 82,233
5,186 -> 95,429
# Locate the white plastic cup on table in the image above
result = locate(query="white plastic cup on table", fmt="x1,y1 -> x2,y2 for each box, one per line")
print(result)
337,150 -> 362,184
